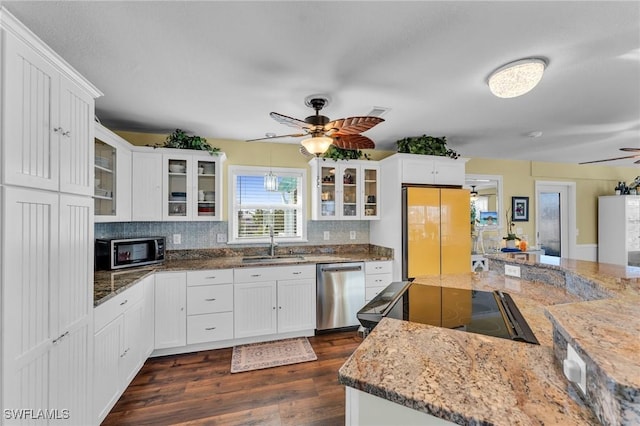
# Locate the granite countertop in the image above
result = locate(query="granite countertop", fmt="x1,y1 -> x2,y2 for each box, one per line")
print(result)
339,255 -> 640,425
338,272 -> 600,425
94,244 -> 392,306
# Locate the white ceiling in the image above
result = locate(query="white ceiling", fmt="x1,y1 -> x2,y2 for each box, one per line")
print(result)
4,1 -> 640,166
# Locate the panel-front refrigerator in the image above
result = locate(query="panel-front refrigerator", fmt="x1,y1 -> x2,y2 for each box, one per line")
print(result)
402,186 -> 471,280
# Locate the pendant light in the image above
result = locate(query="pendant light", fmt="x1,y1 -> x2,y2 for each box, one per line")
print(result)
264,152 -> 278,191
470,185 -> 478,199
487,58 -> 547,98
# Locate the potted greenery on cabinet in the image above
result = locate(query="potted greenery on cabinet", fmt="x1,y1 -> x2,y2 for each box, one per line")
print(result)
396,135 -> 459,159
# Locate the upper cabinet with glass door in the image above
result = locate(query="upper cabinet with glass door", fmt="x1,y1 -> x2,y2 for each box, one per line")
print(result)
162,150 -> 225,221
309,158 -> 380,220
94,123 -> 132,222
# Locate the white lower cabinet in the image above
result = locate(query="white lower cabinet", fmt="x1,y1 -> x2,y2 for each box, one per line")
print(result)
234,265 -> 316,339
186,269 -> 234,344
93,276 -> 152,424
365,261 -> 393,302
154,272 -> 187,349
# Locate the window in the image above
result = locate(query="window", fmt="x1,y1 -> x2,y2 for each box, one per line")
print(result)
228,166 -> 306,244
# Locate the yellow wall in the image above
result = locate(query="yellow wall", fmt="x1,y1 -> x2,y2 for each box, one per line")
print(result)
116,131 -> 638,244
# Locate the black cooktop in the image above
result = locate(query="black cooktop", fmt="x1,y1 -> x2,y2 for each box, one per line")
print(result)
357,281 -> 539,345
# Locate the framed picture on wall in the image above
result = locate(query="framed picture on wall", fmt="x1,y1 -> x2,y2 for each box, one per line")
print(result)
511,196 -> 529,221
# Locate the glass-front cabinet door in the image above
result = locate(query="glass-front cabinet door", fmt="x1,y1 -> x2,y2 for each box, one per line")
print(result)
163,154 -> 192,220
94,139 -> 115,216
342,166 -> 358,218
362,165 -> 379,219
195,159 -> 217,218
319,164 -> 337,219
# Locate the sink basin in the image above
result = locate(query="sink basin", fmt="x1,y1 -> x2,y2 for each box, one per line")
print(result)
242,255 -> 305,264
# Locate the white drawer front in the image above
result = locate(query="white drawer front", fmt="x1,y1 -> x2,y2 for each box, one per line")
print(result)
365,273 -> 392,289
94,282 -> 144,332
187,312 -> 234,344
187,284 -> 233,315
365,261 -> 392,275
234,264 -> 315,283
365,286 -> 387,302
187,269 -> 233,286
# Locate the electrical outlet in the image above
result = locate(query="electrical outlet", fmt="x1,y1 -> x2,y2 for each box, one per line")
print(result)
505,264 -> 521,277
323,231 -> 330,241
216,233 -> 227,243
563,344 -> 586,395
173,234 -> 182,245
350,231 -> 356,240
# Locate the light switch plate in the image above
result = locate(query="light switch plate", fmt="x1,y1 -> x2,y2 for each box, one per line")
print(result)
216,233 -> 227,243
350,231 -> 356,240
323,231 -> 330,241
564,344 -> 587,395
173,234 -> 181,245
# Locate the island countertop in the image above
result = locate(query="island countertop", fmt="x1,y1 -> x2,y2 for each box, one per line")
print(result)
338,271 -> 602,425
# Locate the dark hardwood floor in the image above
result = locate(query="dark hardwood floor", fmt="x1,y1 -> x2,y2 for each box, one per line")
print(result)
102,331 -> 363,426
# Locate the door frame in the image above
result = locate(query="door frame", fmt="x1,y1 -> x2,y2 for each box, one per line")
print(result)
534,181 -> 576,258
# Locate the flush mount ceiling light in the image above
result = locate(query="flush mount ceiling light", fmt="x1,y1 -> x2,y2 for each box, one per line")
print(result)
487,58 -> 547,98
301,135 -> 333,156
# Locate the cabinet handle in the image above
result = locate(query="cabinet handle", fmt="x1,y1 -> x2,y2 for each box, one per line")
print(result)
53,127 -> 63,134
206,276 -> 217,279
52,331 -> 69,344
205,298 -> 216,301
279,306 -> 282,310
120,348 -> 130,358
272,306 -> 276,310
205,327 -> 217,330
251,274 -> 261,277
120,299 -> 128,306
293,272 -> 302,275
62,130 -> 71,137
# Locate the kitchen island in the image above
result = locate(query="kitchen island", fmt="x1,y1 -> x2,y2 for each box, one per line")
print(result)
338,254 -> 640,425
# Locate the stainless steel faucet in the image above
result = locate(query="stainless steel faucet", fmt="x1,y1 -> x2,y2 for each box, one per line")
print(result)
269,225 -> 278,257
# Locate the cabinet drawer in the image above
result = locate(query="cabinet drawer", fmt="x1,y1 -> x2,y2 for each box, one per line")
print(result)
187,269 -> 233,286
187,312 -> 234,344
94,282 -> 144,332
365,261 -> 392,275
187,284 -> 233,315
365,273 -> 392,289
365,286 -> 387,302
234,264 -> 315,283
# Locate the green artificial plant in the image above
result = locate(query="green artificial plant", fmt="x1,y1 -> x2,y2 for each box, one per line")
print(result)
321,145 -> 370,161
503,209 -> 520,241
396,134 -> 459,159
162,129 -> 220,155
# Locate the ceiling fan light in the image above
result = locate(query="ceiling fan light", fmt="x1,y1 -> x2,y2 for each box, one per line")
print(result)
488,58 -> 547,98
301,136 -> 333,155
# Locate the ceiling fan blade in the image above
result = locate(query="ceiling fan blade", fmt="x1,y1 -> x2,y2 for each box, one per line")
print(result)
270,112 -> 313,130
325,116 -> 384,135
579,154 -> 640,165
246,133 -> 306,142
620,147 -> 640,152
332,134 -> 375,150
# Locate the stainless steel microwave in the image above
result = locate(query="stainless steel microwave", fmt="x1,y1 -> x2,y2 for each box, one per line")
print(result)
95,237 -> 165,270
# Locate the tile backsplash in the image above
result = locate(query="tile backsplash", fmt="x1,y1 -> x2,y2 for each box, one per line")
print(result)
95,220 -> 369,250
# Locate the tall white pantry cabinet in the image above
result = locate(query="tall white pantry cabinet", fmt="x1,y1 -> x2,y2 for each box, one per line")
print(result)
598,195 -> 640,267
1,8 -> 102,425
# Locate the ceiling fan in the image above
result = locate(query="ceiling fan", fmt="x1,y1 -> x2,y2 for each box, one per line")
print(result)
579,148 -> 640,165
247,95 -> 385,155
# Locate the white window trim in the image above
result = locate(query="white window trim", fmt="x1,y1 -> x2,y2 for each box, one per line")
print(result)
227,165 -> 307,244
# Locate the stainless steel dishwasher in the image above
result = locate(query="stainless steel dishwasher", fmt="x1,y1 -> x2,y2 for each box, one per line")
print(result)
316,262 -> 365,331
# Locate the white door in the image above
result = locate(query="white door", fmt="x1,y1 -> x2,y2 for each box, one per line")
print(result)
132,151 -> 163,221
154,272 -> 187,349
141,275 -> 156,358
121,299 -> 145,385
2,187 -> 59,414
234,281 -> 277,338
93,317 -> 124,423
3,33 -> 60,191
535,182 -> 575,258
277,279 -> 316,333
58,77 -> 95,196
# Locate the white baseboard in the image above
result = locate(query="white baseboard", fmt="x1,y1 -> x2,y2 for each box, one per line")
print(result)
573,244 -> 597,262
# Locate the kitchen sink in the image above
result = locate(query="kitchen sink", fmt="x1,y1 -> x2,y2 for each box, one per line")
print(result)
241,255 -> 306,264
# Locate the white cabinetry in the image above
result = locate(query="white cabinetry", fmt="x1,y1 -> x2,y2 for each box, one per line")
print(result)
95,123 -> 132,222
93,276 -> 153,424
154,272 -> 187,349
598,195 -> 640,267
1,8 -> 100,424
364,261 -> 393,302
309,158 -> 380,220
234,265 -> 316,339
131,149 -> 163,221
401,155 -> 466,185
186,269 -> 234,344
131,147 -> 226,221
